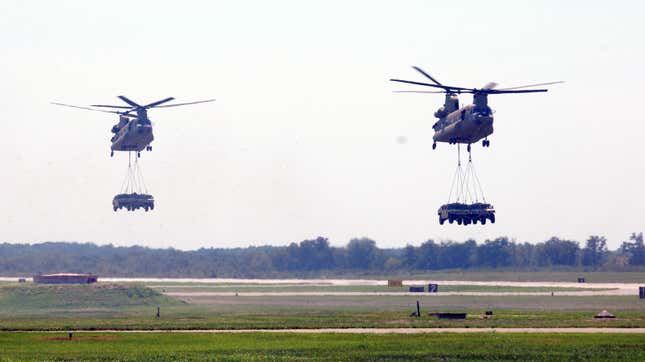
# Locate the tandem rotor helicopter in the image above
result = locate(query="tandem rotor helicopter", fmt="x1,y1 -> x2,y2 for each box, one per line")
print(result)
52,96 -> 215,157
391,67 -> 563,152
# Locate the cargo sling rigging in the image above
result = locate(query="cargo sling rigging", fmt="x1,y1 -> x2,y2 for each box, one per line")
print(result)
447,144 -> 487,204
120,151 -> 149,195
112,151 -> 154,212
437,144 -> 495,225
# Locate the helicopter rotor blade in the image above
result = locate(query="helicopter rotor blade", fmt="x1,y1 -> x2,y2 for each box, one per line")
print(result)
143,97 -> 175,109
497,81 -> 564,91
51,102 -> 126,115
118,96 -> 142,108
90,104 -> 133,109
483,89 -> 548,94
389,79 -> 472,92
412,66 -> 443,85
392,90 -> 446,94
154,99 -> 216,108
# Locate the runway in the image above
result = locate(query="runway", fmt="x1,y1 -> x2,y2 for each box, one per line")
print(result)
165,290 -> 631,297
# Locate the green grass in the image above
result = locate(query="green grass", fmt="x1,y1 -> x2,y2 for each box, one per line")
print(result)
0,332 -> 643,361
2,303 -> 645,331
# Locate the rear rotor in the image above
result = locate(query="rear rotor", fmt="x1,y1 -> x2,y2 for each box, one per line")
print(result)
391,66 -> 563,95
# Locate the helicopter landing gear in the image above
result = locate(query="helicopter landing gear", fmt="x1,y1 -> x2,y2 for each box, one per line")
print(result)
110,150 -> 114,157
432,142 -> 437,150
482,139 -> 490,148
146,146 -> 152,151
467,143 -> 471,153
137,152 -> 141,158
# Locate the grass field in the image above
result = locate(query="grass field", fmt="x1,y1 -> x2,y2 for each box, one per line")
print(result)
0,282 -> 644,331
0,277 -> 644,360
2,297 -> 645,330
0,332 -> 643,361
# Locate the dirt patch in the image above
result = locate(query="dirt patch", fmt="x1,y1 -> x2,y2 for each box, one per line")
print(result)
38,335 -> 118,341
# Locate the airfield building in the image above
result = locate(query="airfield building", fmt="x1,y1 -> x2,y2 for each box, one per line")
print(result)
32,273 -> 98,284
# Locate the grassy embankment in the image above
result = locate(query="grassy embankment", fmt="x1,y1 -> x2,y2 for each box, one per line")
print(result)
0,283 -> 180,312
0,332 -> 644,360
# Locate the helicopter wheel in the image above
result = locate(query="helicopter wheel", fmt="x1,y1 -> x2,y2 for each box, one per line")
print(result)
110,150 -> 114,157
432,142 -> 437,150
137,152 -> 141,158
467,144 -> 471,153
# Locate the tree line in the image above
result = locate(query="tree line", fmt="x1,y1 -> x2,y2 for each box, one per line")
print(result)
0,233 -> 643,277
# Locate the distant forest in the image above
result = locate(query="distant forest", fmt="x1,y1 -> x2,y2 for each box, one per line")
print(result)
0,233 -> 643,277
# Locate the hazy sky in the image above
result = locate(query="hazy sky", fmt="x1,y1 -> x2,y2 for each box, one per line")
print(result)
1,1 -> 643,250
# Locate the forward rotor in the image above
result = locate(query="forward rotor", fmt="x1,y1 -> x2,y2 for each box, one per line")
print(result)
50,102 -> 137,117
53,96 -> 216,117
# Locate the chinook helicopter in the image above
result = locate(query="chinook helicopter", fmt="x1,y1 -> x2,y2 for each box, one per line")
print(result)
391,67 -> 562,152
52,96 -> 215,157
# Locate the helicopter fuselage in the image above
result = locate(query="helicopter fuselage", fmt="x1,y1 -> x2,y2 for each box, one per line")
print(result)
53,95 -> 215,157
391,66 -> 558,150
432,104 -> 493,145
110,116 -> 154,152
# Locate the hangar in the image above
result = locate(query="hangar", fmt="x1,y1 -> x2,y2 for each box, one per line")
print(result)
32,273 -> 98,284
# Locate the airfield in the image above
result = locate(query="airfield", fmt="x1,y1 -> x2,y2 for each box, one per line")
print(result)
1,273 -> 644,359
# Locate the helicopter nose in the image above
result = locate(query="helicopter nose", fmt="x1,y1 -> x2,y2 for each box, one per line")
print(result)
476,115 -> 493,125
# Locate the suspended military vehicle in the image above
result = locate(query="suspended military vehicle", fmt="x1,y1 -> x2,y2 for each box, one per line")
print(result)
438,203 -> 495,225
52,96 -> 215,157
113,152 -> 153,212
113,193 -> 154,212
438,146 -> 493,226
391,67 -> 562,151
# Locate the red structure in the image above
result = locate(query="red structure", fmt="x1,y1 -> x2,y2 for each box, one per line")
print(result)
32,273 -> 98,284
